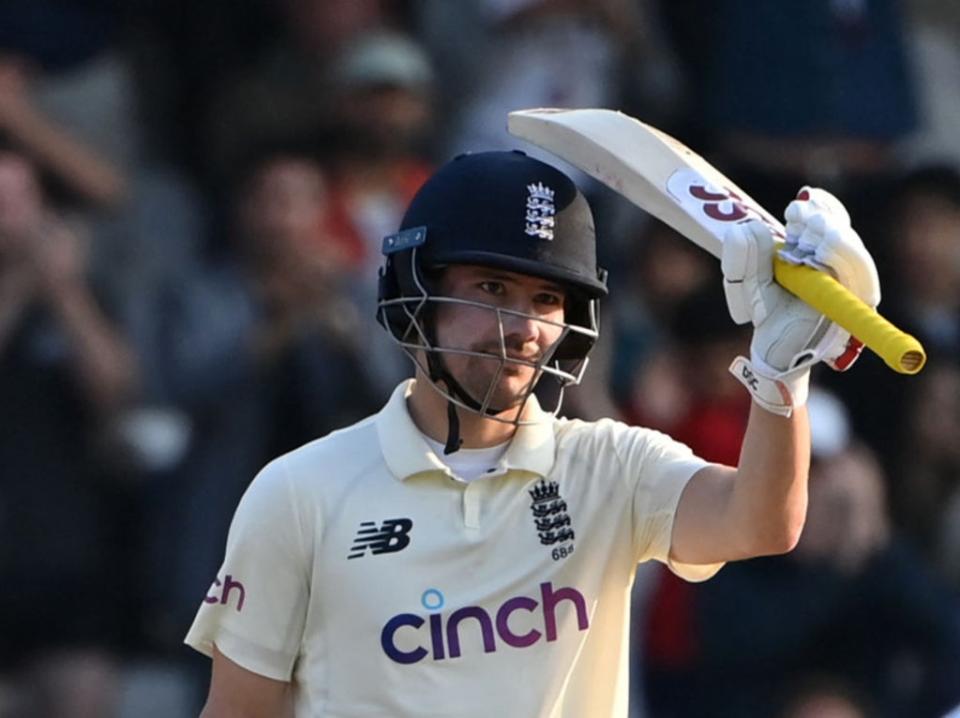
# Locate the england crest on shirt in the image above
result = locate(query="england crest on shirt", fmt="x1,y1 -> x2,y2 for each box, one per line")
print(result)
528,479 -> 575,560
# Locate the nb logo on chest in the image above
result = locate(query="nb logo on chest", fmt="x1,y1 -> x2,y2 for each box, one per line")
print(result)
348,518 -> 413,559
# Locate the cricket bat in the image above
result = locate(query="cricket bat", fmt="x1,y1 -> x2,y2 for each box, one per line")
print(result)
508,108 -> 925,375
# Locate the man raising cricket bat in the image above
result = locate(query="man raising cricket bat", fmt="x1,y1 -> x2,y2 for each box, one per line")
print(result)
186,117 -> 883,716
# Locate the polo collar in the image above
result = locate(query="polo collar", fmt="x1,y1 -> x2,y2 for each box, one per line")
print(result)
376,379 -> 556,481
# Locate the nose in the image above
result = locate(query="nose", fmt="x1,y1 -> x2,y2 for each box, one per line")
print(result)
501,308 -> 542,349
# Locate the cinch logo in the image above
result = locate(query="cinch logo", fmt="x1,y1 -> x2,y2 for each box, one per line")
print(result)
203,574 -> 246,612
348,518 -> 413,559
380,582 -> 589,665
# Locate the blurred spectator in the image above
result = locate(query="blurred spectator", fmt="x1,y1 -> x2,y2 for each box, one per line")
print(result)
202,0 -> 399,187
418,0 -> 681,133
899,0 -> 960,165
442,0 -> 646,164
0,0 -> 133,209
0,1 -> 155,385
621,280 -> 748,457
0,140 -> 138,716
321,29 -> 437,395
630,285 -> 750,718
137,143 -> 381,696
886,164 -> 960,357
777,675 -> 872,718
821,164 -> 960,471
610,221 -> 717,408
124,0 -> 282,172
895,361 -> 960,585
201,25 -> 437,400
646,388 -> 960,718
324,29 -> 437,277
660,0 -> 918,231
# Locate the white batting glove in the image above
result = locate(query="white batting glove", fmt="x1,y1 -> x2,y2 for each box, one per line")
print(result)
721,188 -> 880,417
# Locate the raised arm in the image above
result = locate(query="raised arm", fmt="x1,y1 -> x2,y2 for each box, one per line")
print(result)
31,217 -> 139,413
201,646 -> 294,718
670,405 -> 809,564
670,188 -> 880,565
0,59 -> 127,208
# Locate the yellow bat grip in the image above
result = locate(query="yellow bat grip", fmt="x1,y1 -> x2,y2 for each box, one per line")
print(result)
772,258 -> 926,374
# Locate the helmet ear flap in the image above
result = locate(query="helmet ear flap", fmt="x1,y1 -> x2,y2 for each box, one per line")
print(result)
549,282 -> 600,362
377,246 -> 441,346
552,330 -> 594,363
377,254 -> 410,342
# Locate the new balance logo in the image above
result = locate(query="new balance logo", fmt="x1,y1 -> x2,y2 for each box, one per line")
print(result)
348,518 -> 413,559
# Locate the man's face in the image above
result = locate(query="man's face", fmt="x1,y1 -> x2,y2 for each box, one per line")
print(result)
242,157 -> 329,252
897,194 -> 960,298
433,265 -> 567,412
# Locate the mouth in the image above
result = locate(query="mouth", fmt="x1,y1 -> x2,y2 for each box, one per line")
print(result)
505,352 -> 540,363
470,344 -> 542,364
502,354 -> 544,381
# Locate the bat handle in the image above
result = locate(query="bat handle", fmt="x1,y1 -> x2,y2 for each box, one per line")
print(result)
772,258 -> 926,375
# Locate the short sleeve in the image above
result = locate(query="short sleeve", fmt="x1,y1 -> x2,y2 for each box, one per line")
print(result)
607,422 -> 724,582
184,457 -> 311,680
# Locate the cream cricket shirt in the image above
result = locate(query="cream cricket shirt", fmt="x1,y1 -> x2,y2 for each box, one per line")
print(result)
186,380 -> 723,717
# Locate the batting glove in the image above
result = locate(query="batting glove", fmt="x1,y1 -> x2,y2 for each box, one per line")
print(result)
721,188 -> 880,417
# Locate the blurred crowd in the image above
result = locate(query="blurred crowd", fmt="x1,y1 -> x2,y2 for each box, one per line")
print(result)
0,1 -> 959,716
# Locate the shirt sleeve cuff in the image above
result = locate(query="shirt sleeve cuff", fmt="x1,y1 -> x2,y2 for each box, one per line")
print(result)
184,623 -> 297,682
666,554 -> 725,583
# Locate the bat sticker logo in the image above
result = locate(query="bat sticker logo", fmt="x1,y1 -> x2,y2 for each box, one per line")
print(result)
666,168 -> 783,238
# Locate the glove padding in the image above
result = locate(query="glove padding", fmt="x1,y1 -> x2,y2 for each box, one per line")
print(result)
722,187 -> 880,416
782,188 -> 880,309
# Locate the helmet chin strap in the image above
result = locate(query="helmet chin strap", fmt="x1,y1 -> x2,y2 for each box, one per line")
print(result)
443,401 -> 462,456
424,351 -> 510,455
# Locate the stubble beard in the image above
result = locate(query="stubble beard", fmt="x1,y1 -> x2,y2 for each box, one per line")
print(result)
450,353 -> 540,414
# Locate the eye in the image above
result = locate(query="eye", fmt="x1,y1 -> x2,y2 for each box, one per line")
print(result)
478,281 -> 506,296
534,292 -> 563,307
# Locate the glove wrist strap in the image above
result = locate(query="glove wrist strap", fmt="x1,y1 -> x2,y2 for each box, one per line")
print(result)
729,356 -> 810,418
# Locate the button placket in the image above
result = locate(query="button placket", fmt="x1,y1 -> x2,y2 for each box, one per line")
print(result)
462,481 -> 481,529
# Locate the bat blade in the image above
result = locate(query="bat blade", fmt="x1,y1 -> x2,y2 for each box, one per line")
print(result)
508,108 -> 784,259
508,107 -> 926,375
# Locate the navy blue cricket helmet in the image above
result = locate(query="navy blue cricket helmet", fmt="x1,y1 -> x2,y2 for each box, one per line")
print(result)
377,150 -> 607,428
